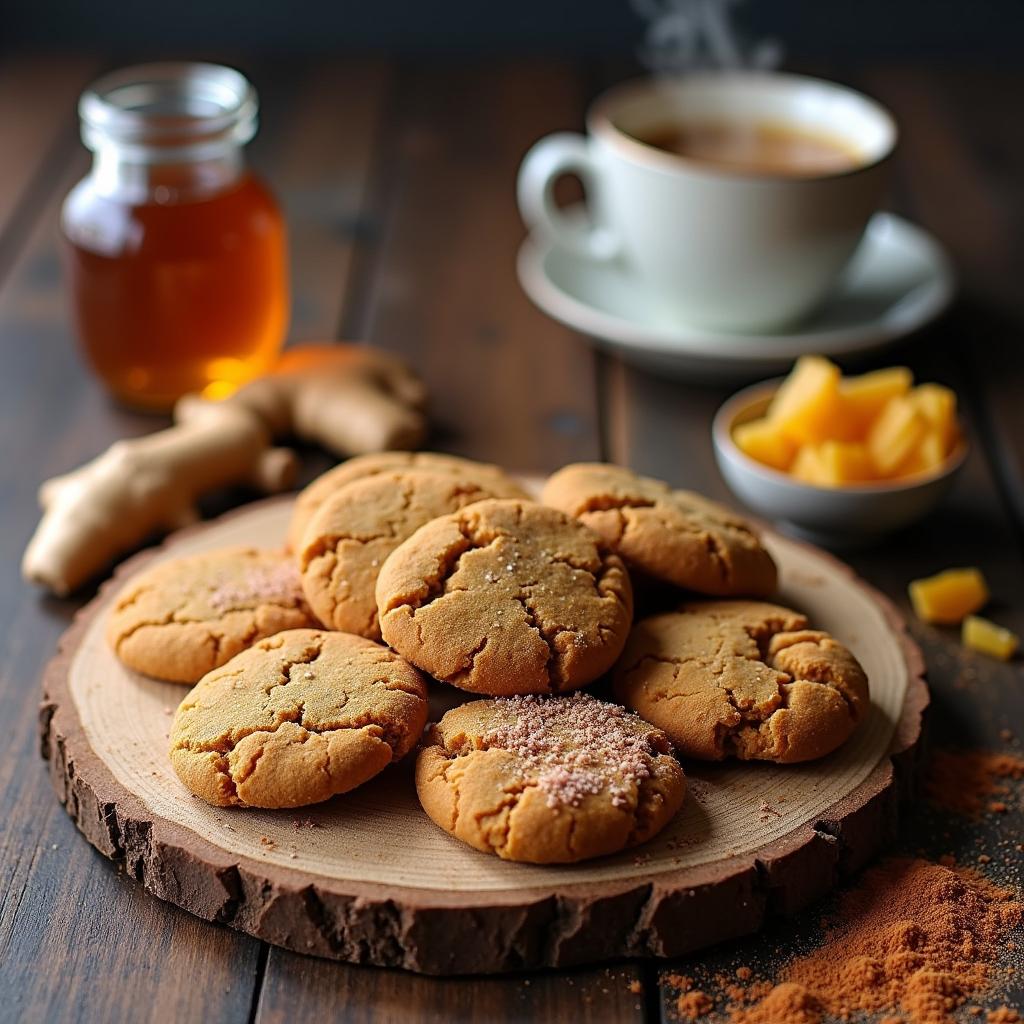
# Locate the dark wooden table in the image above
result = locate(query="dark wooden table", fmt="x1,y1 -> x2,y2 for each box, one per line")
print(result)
1,54 -> 1021,1022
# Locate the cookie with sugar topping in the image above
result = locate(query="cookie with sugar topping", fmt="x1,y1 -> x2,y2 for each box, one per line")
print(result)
376,498 -> 634,695
416,693 -> 686,863
107,547 -> 318,684
613,600 -> 870,763
287,451 -> 529,552
541,463 -> 777,597
170,628 -> 429,808
298,468 -> 527,640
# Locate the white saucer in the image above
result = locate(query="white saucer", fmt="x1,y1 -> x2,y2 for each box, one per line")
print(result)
517,211 -> 955,380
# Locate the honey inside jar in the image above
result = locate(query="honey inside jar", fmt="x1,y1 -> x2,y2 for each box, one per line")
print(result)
62,63 -> 288,410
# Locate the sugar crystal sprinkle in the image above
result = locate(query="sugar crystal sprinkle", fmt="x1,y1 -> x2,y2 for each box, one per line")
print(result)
482,693 -> 668,809
208,561 -> 303,612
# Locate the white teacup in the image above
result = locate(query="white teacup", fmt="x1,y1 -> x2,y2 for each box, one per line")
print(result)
517,72 -> 897,333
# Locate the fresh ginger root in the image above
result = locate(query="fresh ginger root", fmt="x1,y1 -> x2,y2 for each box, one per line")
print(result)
22,344 -> 427,595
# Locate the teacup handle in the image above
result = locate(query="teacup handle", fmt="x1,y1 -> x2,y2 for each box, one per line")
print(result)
517,133 -> 620,261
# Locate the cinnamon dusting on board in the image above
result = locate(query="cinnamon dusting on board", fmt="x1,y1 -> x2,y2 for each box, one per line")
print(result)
925,750 -> 1024,818
987,1008 -> 1021,1023
669,858 -> 1021,1024
677,990 -> 714,1019
735,983 -> 822,1023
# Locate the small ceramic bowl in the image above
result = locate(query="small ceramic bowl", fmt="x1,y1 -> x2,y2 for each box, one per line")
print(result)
712,379 -> 968,546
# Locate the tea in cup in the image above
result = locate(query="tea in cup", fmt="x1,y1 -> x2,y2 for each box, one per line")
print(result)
517,72 -> 897,333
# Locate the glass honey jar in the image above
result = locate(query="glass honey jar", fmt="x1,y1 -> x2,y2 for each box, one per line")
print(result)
62,63 -> 288,410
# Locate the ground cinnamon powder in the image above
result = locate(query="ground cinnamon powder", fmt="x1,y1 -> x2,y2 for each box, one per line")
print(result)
925,750 -> 1024,818
734,983 -> 823,1024
727,858 -> 1022,1024
678,991 -> 714,1019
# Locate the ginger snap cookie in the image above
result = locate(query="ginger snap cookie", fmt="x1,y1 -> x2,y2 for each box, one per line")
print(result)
613,601 -> 870,763
416,693 -> 685,863
169,628 -> 429,808
107,547 -> 317,684
376,499 -> 633,695
287,451 -> 528,551
298,468 -> 525,639
541,463 -> 777,597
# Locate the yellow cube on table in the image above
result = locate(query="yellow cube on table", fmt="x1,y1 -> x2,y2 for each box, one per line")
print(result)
962,615 -> 1019,660
908,567 -> 989,624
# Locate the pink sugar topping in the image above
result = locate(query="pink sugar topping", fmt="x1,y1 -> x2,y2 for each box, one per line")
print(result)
482,693 -> 667,809
208,560 -> 303,612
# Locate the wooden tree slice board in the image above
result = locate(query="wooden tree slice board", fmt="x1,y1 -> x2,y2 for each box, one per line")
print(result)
41,492 -> 928,975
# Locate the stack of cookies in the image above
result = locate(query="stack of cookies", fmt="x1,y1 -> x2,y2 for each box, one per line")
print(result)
107,455 -> 869,865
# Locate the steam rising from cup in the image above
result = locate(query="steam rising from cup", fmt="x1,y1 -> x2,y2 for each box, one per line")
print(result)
631,0 -> 782,73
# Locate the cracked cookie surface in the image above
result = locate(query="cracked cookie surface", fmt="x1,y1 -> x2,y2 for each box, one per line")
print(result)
613,601 -> 870,763
541,463 -> 777,597
299,469 -> 526,639
169,628 -> 429,808
416,694 -> 685,863
287,451 -> 528,551
107,547 -> 318,684
376,499 -> 634,695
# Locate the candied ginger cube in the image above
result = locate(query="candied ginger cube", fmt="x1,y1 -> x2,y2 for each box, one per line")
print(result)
909,567 -> 989,624
910,383 -> 957,450
962,615 -> 1019,660
840,367 -> 913,434
733,417 -> 797,471
869,396 -> 928,476
769,356 -> 843,444
791,444 -> 828,485
817,441 -> 876,485
897,430 -> 948,478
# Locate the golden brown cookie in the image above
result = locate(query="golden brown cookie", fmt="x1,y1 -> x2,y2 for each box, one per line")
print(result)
287,451 -> 528,551
376,498 -> 633,695
541,463 -> 777,597
169,628 -> 429,808
298,469 -> 526,639
416,693 -> 685,863
613,601 -> 869,763
107,547 -> 317,684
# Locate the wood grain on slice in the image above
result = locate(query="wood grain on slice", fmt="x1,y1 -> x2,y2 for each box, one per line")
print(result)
42,496 -> 925,974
